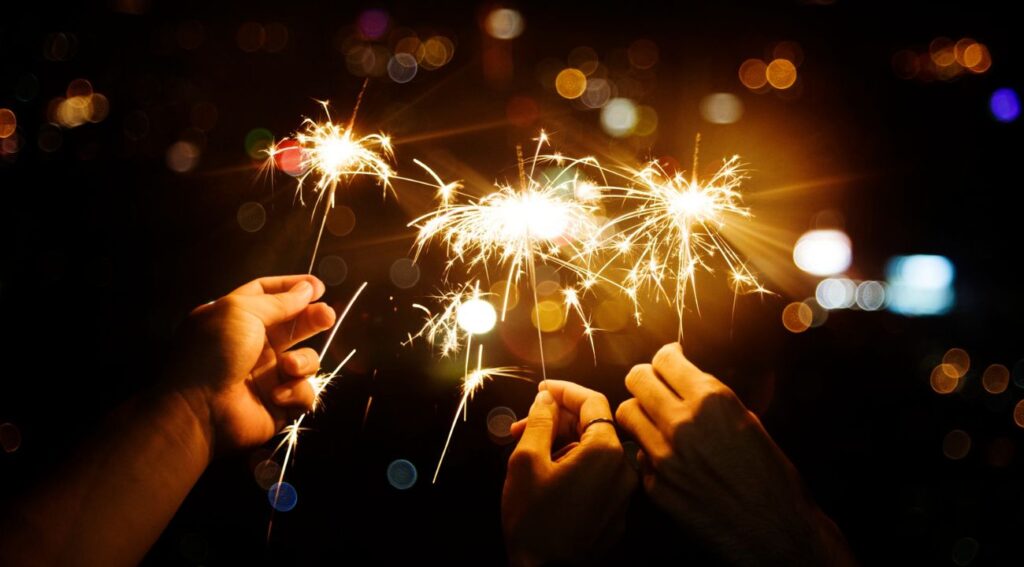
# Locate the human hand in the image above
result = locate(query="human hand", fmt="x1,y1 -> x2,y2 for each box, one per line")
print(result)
166,275 -> 337,455
615,343 -> 855,566
502,380 -> 637,567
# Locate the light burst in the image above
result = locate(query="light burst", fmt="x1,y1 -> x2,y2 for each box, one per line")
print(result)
600,146 -> 767,333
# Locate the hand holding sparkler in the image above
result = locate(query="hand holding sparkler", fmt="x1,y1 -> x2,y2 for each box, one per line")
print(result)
168,274 -> 337,453
502,380 -> 636,567
615,343 -> 856,567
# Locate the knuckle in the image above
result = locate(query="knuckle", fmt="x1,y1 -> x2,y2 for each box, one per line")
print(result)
507,449 -> 540,473
615,399 -> 636,423
625,364 -> 651,387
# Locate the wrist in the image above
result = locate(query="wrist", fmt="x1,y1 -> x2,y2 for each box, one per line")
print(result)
157,384 -> 216,465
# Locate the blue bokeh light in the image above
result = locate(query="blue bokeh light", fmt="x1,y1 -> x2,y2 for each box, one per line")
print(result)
885,255 -> 955,316
990,88 -> 1020,123
387,459 -> 418,490
267,481 -> 298,512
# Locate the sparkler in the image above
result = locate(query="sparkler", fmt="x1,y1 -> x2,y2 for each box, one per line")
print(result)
431,344 -> 527,483
409,132 -> 608,378
265,98 -> 395,273
269,281 -> 368,523
598,139 -> 767,333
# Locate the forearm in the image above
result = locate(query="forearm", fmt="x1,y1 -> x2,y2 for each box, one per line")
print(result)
1,389 -> 212,567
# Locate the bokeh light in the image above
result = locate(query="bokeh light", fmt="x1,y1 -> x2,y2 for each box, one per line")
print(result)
815,278 -> 856,310
600,97 -> 638,137
555,68 -> 587,99
1015,400 -> 1024,428
855,281 -> 886,311
766,58 -> 798,89
490,280 -> 520,311
244,128 -> 274,160
317,255 -> 348,286
486,406 -> 517,444
236,202 -> 266,233
386,459 -> 418,490
781,301 -> 813,333
357,9 -> 390,40
628,39 -> 659,69
699,93 -> 744,124
738,58 -> 768,90
942,429 -> 971,460
594,299 -> 630,332
951,537 -> 979,566
456,298 -> 497,335
930,364 -> 960,394
267,482 -> 298,511
990,88 -> 1020,123
389,258 -> 421,289
0,109 -> 16,139
530,300 -> 566,332
793,229 -> 852,276
326,205 -> 357,237
166,141 -> 200,173
982,364 -> 1010,394
387,53 -> 418,83
253,459 -> 281,490
580,78 -> 612,108
484,8 -> 524,40
886,255 -> 955,316
0,422 -> 21,453
942,348 -> 970,379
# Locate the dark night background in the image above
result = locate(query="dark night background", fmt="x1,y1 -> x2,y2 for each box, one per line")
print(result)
1,1 -> 1021,565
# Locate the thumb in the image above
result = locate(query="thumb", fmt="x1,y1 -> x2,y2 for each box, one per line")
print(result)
233,280 -> 316,327
515,390 -> 559,461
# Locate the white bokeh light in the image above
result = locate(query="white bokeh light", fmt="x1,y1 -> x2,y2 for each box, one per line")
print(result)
457,298 -> 497,335
793,229 -> 852,276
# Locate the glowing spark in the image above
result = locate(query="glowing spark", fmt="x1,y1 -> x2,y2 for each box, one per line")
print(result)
269,282 -> 367,519
601,149 -> 767,332
266,99 -> 394,272
409,132 -> 608,378
432,344 -> 527,483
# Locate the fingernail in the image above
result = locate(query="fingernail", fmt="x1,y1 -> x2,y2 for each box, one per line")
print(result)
536,390 -> 554,404
273,387 -> 293,404
293,281 -> 312,297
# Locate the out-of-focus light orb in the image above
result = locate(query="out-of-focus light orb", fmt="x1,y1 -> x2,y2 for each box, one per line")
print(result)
317,255 -> 348,286
628,39 -> 659,69
387,52 -> 418,83
166,141 -> 200,173
236,22 -> 265,53
273,139 -> 305,176
855,281 -> 886,311
264,22 -> 289,53
486,406 -> 517,444
267,482 -> 298,511
421,36 -> 455,69
0,109 -> 17,139
236,202 -> 266,233
386,459 -> 418,490
389,258 -> 421,289
0,422 -> 21,453
803,298 -> 829,327
699,93 -> 744,125
633,105 -> 658,136
595,299 -> 630,332
766,58 -> 798,89
930,364 -> 960,394
244,127 -> 274,159
964,43 -> 991,73
568,46 -> 599,76
253,459 -> 281,490
951,537 -> 979,567
982,364 -> 1010,394
555,68 -> 587,99
490,279 -> 520,311
886,255 -> 955,316
781,301 -> 813,333
942,348 -> 970,378
793,229 -> 852,276
600,97 -> 638,137
485,8 -> 524,40
326,205 -> 356,236
738,59 -> 768,90
942,429 -> 971,460
456,298 -> 497,335
990,88 -> 1020,123
581,78 -> 612,109
1014,400 -> 1024,429
815,278 -> 856,310
531,300 -> 566,333
357,9 -> 390,40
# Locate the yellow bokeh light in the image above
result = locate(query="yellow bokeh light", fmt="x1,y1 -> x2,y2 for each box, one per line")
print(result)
982,364 -> 1010,394
738,58 -> 768,90
530,300 -> 566,333
963,43 -> 991,73
781,302 -> 813,333
594,299 -> 629,332
930,364 -> 959,394
942,348 -> 970,378
555,68 -> 587,99
456,298 -> 497,335
490,279 -> 520,311
766,58 -> 797,89
1015,400 -> 1024,428
942,429 -> 971,460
